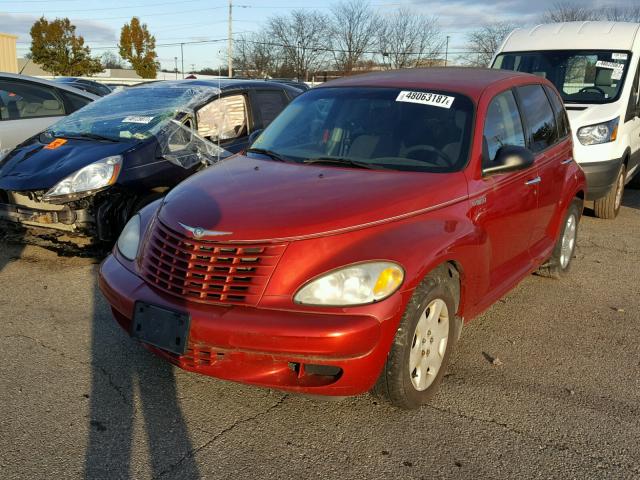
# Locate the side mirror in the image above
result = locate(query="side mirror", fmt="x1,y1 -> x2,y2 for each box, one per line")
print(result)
483,145 -> 535,176
248,129 -> 263,146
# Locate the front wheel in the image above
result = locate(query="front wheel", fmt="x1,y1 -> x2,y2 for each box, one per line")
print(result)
372,266 -> 459,409
594,164 -> 625,219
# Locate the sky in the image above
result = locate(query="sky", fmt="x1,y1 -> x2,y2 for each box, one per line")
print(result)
0,0 -> 638,72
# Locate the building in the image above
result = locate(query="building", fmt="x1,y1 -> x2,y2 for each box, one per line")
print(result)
16,58 -> 143,85
0,33 -> 18,73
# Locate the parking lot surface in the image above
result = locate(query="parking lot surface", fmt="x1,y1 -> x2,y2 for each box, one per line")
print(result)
1,190 -> 639,480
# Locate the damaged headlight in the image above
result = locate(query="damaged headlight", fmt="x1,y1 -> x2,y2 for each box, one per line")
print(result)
117,214 -> 141,261
294,262 -> 404,306
44,155 -> 122,200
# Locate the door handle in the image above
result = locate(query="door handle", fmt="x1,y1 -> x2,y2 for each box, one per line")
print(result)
561,158 -> 573,165
525,176 -> 541,185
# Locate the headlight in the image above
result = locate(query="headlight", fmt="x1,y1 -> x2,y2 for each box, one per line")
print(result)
294,261 -> 404,306
117,214 -> 141,261
577,118 -> 619,146
44,155 -> 122,200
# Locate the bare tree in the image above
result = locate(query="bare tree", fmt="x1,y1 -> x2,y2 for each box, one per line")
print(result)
329,0 -> 380,74
600,5 -> 640,22
464,22 -> 516,67
541,2 -> 596,22
234,32 -> 282,78
376,8 -> 444,70
267,10 -> 331,81
101,51 -> 124,69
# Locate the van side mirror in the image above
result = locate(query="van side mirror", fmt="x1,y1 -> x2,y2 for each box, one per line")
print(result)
248,129 -> 263,146
483,145 -> 535,176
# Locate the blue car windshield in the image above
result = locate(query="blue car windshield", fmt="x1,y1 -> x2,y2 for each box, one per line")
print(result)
251,87 -> 474,173
49,85 -> 218,141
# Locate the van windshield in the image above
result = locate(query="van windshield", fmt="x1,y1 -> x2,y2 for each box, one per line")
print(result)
250,87 -> 474,173
493,50 -> 631,104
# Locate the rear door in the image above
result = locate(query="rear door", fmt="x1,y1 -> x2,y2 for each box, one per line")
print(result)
514,83 -> 570,262
249,88 -> 290,131
0,78 -> 68,152
478,89 -> 539,292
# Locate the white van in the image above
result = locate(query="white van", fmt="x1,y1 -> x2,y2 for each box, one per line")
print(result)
492,21 -> 640,218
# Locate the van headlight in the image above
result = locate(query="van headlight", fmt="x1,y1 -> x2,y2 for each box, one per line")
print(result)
294,262 -> 404,306
577,118 -> 619,146
117,214 -> 141,261
44,155 -> 122,200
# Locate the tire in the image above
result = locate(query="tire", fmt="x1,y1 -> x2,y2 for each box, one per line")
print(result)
537,202 -> 580,279
594,164 -> 625,219
372,265 -> 460,409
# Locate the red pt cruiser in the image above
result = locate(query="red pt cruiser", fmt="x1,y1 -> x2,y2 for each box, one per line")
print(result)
100,68 -> 586,409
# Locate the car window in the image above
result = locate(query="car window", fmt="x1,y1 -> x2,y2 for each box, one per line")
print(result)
483,90 -> 526,164
544,86 -> 570,138
197,94 -> 247,141
58,90 -> 92,114
0,80 -> 65,121
253,90 -> 289,128
516,85 -> 558,152
251,87 -> 475,173
626,60 -> 640,121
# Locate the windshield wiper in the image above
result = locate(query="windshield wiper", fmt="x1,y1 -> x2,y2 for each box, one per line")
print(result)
246,147 -> 288,162
303,157 -> 383,170
61,133 -> 119,143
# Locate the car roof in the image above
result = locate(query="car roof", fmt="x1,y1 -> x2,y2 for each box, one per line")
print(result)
137,78 -> 300,93
318,67 -> 542,100
0,72 -> 99,100
501,21 -> 640,53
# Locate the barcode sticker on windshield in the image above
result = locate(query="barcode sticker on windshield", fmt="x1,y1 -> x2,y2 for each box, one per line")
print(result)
596,60 -> 623,70
123,115 -> 153,124
612,68 -> 623,80
396,91 -> 455,109
612,53 -> 628,60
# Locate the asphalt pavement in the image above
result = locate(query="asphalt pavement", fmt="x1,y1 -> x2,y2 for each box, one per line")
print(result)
1,190 -> 639,479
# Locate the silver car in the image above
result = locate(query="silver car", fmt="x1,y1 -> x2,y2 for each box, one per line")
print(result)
0,73 -> 97,154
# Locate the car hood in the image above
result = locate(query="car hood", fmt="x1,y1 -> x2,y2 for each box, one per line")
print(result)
159,155 -> 469,242
0,138 -> 134,191
565,101 -> 621,128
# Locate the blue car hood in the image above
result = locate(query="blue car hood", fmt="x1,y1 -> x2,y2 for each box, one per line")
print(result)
0,138 -> 135,191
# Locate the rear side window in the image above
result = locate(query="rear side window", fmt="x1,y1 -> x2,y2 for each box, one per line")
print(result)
544,86 -> 570,138
59,90 -> 92,114
0,80 -> 66,120
483,90 -> 526,163
517,84 -> 558,152
253,90 -> 289,128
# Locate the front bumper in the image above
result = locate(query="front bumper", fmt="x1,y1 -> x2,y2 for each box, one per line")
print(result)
99,254 -> 401,396
0,201 -> 91,234
580,157 -> 623,201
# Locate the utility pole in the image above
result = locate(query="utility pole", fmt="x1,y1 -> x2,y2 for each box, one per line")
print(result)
444,35 -> 450,67
181,43 -> 185,79
228,0 -> 233,77
191,63 -> 196,73
174,56 -> 178,79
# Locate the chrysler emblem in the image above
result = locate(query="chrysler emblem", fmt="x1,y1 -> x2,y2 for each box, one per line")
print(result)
178,223 -> 232,238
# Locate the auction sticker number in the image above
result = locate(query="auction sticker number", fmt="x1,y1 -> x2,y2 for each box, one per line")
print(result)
123,115 -> 154,124
396,91 -> 455,109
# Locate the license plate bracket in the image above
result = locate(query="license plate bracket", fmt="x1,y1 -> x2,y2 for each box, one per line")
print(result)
132,302 -> 191,355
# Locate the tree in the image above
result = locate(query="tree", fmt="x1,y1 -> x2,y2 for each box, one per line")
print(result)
119,17 -> 157,79
376,8 -> 444,69
234,31 -> 282,78
267,10 -> 331,80
29,17 -> 103,76
464,22 -> 516,67
101,51 -> 124,69
541,2 -> 596,22
329,0 -> 380,74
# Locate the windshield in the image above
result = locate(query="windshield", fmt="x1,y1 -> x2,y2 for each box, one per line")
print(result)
49,85 -> 219,141
250,87 -> 474,173
493,50 -> 632,104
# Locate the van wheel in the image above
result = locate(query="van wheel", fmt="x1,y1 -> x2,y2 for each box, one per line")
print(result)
594,164 -> 625,219
372,266 -> 459,409
537,202 -> 580,279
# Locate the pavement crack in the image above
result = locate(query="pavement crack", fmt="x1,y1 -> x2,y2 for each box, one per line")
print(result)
427,404 -> 638,474
152,394 -> 288,480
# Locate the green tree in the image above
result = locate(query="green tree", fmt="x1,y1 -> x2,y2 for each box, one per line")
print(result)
29,17 -> 103,76
119,18 -> 157,78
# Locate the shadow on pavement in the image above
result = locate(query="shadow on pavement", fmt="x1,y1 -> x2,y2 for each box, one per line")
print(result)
84,270 -> 200,479
621,186 -> 640,210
